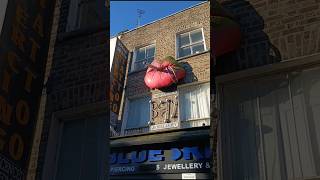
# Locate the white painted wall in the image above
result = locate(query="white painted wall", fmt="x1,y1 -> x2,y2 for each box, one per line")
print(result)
110,37 -> 117,71
0,0 -> 8,35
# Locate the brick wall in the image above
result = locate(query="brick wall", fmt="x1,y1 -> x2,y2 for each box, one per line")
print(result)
216,0 -> 320,74
120,1 -> 210,98
34,0 -> 108,178
35,32 -> 107,178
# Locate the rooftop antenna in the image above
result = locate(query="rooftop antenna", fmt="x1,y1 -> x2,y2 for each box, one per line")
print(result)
137,9 -> 145,27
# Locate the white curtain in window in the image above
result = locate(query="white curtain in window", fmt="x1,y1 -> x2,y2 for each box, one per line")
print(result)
180,83 -> 210,120
222,80 -> 260,180
126,96 -> 150,128
290,68 -> 320,178
222,67 -> 320,180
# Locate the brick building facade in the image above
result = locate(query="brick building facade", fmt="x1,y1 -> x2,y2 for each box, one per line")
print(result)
215,0 -> 320,179
25,0 -> 108,179
110,1 -> 213,179
117,1 -> 210,129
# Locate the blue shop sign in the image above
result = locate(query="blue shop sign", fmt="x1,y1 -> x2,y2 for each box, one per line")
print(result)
110,146 -> 212,175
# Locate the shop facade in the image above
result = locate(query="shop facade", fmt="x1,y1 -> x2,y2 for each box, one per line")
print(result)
111,127 -> 212,179
110,1 -> 213,179
216,0 -> 320,179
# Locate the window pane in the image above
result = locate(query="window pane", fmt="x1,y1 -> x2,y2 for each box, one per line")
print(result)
136,48 -> 145,61
134,61 -> 146,71
190,29 -> 203,43
180,84 -> 210,120
146,57 -> 154,64
127,96 -> 150,128
56,120 -> 84,180
81,118 -> 105,180
133,44 -> 155,71
146,45 -> 155,58
179,33 -> 190,47
179,47 -> 191,58
192,43 -> 205,54
56,117 -> 105,180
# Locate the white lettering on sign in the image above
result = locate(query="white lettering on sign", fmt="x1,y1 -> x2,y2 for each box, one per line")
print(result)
110,166 -> 135,174
150,122 -> 179,131
182,173 -> 196,179
161,163 -> 204,170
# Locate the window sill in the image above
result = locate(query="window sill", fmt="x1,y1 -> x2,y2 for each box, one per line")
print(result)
57,25 -> 107,43
128,67 -> 148,75
110,126 -> 211,147
117,118 -> 211,137
111,125 -> 210,139
125,126 -> 148,131
176,49 -> 210,61
182,117 -> 210,121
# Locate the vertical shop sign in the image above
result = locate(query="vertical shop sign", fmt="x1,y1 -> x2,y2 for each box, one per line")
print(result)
0,0 -> 56,179
110,38 -> 129,115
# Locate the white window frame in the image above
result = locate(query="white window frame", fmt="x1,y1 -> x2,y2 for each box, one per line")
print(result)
216,53 -> 320,180
178,81 -> 210,121
176,28 -> 206,59
0,0 -> 8,35
130,43 -> 156,72
121,95 -> 151,135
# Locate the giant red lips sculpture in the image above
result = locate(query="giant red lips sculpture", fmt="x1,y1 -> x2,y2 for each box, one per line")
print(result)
213,3 -> 241,57
144,56 -> 186,90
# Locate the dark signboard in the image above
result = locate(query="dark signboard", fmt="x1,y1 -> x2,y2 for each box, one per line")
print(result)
110,141 -> 212,175
0,0 -> 56,179
110,38 -> 129,115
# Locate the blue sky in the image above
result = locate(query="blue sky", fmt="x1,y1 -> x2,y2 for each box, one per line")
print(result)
110,1 -> 206,37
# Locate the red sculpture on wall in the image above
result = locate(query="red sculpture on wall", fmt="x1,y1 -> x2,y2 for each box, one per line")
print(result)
144,56 -> 186,89
213,2 -> 241,57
